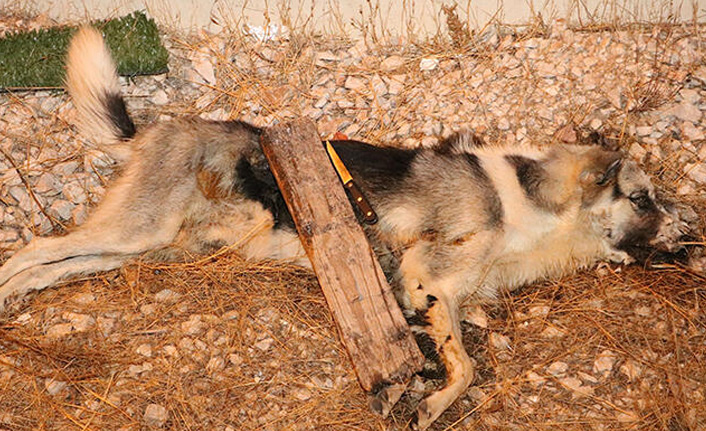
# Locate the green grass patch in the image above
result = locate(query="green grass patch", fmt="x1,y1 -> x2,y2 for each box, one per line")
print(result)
0,11 -> 169,89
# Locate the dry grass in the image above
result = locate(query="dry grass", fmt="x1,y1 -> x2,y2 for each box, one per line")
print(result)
0,256 -> 704,430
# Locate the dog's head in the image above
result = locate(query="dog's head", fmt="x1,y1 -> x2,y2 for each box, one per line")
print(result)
580,148 -> 688,264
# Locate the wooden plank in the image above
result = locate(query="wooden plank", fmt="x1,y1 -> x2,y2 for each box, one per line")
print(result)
260,118 -> 424,392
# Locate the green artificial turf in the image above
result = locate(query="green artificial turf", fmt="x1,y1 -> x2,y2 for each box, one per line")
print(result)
0,11 -> 169,89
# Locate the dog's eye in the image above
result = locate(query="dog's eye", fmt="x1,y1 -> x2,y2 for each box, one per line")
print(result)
629,192 -> 650,209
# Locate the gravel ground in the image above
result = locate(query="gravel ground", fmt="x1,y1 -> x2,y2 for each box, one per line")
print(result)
1,14 -> 705,431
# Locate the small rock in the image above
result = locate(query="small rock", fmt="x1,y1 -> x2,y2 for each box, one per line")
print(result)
385,74 -> 406,94
46,323 -> 73,338
34,172 -> 62,195
380,55 -> 405,72
589,118 -> 603,130
155,289 -> 180,302
635,126 -> 653,136
419,58 -> 439,71
547,361 -> 568,377
181,314 -> 206,335
666,102 -> 702,123
62,182 -> 87,204
150,89 -> 169,105
526,371 -> 545,386
190,53 -> 216,85
74,292 -> 95,304
619,359 -> 642,381
294,387 -> 312,401
559,376 -> 594,397
344,76 -> 366,91
45,378 -> 67,395
529,305 -> 550,318
540,326 -> 565,338
144,403 -> 168,427
488,332 -> 511,351
62,312 -> 95,332
684,163 -> 706,184
71,204 -> 88,225
206,356 -> 225,373
593,349 -> 618,377
463,305 -> 488,328
681,121 -> 705,140
136,344 -> 153,358
577,371 -> 598,384
254,337 -> 274,351
49,199 -> 74,221
229,353 -> 243,366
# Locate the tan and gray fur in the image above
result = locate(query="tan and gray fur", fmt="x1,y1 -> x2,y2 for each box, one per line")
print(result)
0,27 -> 688,430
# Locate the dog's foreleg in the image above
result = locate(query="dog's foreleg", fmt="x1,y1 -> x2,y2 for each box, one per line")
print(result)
399,244 -> 475,430
0,254 -> 129,309
411,292 -> 474,430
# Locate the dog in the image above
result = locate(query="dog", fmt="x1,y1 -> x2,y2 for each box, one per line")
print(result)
0,27 -> 689,430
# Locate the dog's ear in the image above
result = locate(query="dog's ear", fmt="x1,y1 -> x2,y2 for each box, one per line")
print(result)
580,149 -> 623,188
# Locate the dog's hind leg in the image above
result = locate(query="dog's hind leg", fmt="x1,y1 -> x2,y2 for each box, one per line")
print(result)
0,254 -> 129,308
0,174 -> 188,307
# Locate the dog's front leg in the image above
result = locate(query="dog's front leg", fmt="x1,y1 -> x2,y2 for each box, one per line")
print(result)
399,244 -> 475,430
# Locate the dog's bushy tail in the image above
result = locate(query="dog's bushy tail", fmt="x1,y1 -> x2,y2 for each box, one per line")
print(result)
65,27 -> 136,162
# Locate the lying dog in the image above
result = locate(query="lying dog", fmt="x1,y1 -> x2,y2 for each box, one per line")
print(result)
0,27 -> 688,429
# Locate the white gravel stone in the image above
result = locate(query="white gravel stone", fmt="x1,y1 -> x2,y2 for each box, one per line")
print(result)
62,312 -> 95,332
526,371 -> 545,386
49,199 -> 74,221
380,55 -> 405,72
344,76 -> 366,91
559,376 -> 593,397
144,403 -> 168,427
150,89 -> 169,105
181,314 -> 206,335
463,305 -> 488,328
547,361 -> 568,377
489,332 -> 511,351
255,337 -> 274,351
34,172 -> 62,195
206,356 -> 226,372
62,182 -> 88,204
681,121 -> 705,140
593,349 -> 618,377
155,289 -> 180,302
666,102 -> 702,123
419,57 -> 439,71
619,359 -> 642,381
46,323 -> 73,338
685,163 -> 706,184
136,343 -> 153,357
45,378 -> 67,395
635,126 -> 653,136
190,52 -> 216,85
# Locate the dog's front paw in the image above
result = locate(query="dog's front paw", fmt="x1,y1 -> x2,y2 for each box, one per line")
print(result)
411,399 -> 434,430
369,382 -> 406,418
